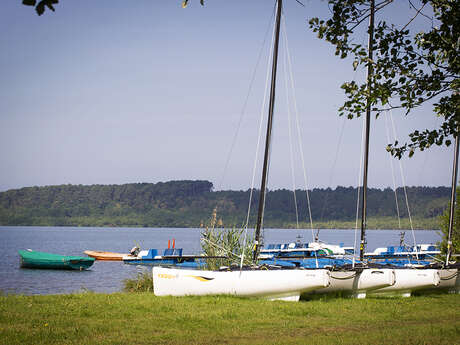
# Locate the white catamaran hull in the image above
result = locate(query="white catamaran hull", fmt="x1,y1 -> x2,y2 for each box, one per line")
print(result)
153,267 -> 330,301
309,268 -> 396,298
434,268 -> 459,293
368,269 -> 440,297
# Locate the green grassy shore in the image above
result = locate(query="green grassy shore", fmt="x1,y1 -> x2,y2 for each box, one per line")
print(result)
1,292 -> 459,345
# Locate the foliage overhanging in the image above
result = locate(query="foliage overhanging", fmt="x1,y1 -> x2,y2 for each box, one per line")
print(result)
309,0 -> 459,158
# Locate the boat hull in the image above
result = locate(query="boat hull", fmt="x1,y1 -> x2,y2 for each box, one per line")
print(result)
84,250 -> 128,261
153,267 -> 330,301
309,268 -> 396,298
123,257 -> 202,268
422,268 -> 460,294
19,250 -> 95,270
368,268 -> 440,297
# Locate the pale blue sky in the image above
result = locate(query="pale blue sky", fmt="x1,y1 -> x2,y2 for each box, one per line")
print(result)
0,0 -> 453,192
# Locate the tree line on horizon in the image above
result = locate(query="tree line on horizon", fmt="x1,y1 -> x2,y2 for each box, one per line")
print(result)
0,180 -> 450,229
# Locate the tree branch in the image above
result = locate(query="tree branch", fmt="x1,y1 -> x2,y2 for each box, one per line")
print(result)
402,1 -> 427,30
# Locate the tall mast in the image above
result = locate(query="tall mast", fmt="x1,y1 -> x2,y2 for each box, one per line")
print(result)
253,0 -> 283,262
359,0 -> 375,261
446,125 -> 459,265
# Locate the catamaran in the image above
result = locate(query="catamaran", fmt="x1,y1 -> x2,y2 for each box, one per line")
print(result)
153,0 -> 331,301
350,0 -> 443,297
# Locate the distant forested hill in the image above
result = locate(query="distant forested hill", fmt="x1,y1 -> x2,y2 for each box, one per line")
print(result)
0,180 -> 450,229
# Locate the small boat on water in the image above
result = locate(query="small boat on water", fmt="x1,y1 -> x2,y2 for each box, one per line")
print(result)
365,244 -> 440,261
84,250 -> 131,261
123,248 -> 210,268
19,249 -> 95,270
85,246 -> 140,261
260,241 -> 354,259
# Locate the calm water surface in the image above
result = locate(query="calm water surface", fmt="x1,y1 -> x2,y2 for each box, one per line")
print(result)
0,226 -> 440,295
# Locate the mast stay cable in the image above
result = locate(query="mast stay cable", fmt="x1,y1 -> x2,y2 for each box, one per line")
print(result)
240,2 -> 277,269
282,14 -> 300,230
384,111 -> 402,230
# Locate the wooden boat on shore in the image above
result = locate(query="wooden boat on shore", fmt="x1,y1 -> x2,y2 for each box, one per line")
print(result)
19,249 -> 95,270
84,250 -> 130,261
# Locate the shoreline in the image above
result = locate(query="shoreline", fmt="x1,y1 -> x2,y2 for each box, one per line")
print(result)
0,224 -> 440,231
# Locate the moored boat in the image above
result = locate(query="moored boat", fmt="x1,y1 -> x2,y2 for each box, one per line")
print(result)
84,250 -> 130,261
365,244 -> 440,261
19,249 -> 95,270
123,248 -> 204,268
259,241 -> 354,259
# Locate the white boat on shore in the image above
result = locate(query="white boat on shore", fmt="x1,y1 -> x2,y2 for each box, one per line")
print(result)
308,268 -> 395,298
437,268 -> 460,293
368,268 -> 440,297
152,0 -> 328,301
153,266 -> 330,301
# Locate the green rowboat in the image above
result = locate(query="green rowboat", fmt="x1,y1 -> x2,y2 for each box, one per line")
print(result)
18,250 -> 95,270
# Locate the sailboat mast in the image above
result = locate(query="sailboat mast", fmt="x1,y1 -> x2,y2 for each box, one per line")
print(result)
359,0 -> 375,261
446,126 -> 459,265
253,0 -> 283,262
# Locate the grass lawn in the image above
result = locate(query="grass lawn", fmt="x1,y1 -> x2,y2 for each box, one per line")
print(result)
0,292 -> 459,345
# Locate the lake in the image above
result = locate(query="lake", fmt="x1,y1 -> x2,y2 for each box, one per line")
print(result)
0,226 -> 441,295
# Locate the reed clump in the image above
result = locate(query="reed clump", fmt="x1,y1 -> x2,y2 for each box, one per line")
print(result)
201,207 -> 254,270
122,271 -> 153,292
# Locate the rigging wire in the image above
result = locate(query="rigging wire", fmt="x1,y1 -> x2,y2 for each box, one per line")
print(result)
416,115 -> 440,186
217,6 -> 276,191
282,17 -> 300,229
282,14 -> 315,235
317,33 -> 362,239
240,2 -> 277,270
349,30 -> 369,264
354,114 -> 366,264
384,111 -> 402,229
282,12 -> 319,268
200,4 -> 277,268
318,116 -> 348,223
255,0 -> 284,258
388,109 -> 419,260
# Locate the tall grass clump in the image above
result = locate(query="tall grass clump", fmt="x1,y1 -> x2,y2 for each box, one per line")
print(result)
123,271 -> 153,292
201,207 -> 254,270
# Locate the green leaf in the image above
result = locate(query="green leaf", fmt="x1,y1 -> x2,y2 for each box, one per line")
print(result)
34,0 -> 58,15
22,0 -> 36,6
36,1 -> 45,15
408,149 -> 414,158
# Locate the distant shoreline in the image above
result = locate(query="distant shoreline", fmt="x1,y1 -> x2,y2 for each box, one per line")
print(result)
0,224 -> 440,231
0,181 -> 446,230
